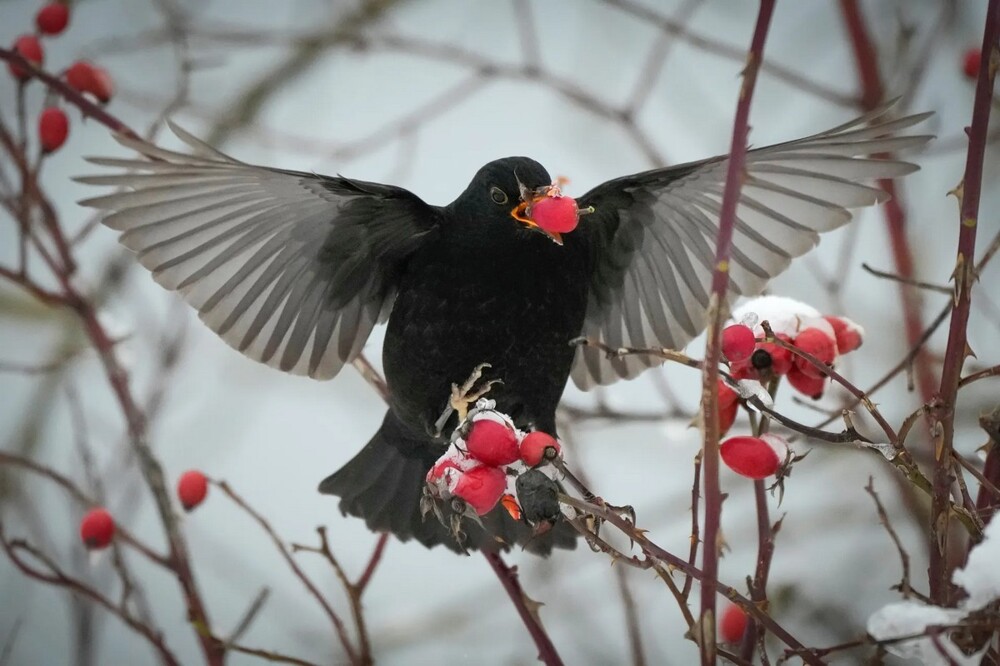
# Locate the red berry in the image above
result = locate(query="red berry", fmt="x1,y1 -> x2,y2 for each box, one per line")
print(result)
718,379 -> 738,410
176,470 -> 209,511
65,60 -> 96,93
823,316 -> 863,354
465,419 -> 520,466
8,35 -> 44,80
529,195 -> 579,233
753,333 -> 793,375
718,398 -> 738,436
36,3 -> 70,35
720,435 -> 787,479
786,365 -> 826,400
729,363 -> 757,381
38,107 -> 69,152
720,603 -> 748,643
722,324 -> 756,364
451,464 -> 507,515
963,48 -> 981,79
520,431 -> 561,467
89,66 -> 115,103
792,327 -> 836,378
80,508 -> 115,549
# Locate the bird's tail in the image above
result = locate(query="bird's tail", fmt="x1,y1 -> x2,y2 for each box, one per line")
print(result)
318,410 -> 577,554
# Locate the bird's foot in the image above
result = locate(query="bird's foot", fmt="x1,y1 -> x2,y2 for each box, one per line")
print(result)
583,497 -> 637,546
450,362 -> 502,423
432,362 -> 502,437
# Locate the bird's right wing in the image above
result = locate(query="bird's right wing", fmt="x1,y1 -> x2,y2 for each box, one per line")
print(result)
78,124 -> 439,379
572,105 -> 933,389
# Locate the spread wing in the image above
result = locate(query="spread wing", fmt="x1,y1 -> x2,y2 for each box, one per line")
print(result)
571,104 -> 933,389
78,123 -> 439,380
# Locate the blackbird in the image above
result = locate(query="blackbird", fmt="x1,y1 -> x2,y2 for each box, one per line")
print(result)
81,104 -> 931,553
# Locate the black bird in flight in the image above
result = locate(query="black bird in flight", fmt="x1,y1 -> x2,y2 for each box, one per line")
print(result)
81,104 -> 931,553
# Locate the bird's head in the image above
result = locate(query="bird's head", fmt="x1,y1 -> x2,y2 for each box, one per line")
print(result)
453,157 -> 591,245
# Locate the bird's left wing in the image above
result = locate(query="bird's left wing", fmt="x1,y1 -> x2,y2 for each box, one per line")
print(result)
571,105 -> 932,389
78,124 -> 439,380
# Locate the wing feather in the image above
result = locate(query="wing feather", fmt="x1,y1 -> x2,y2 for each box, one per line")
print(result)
80,125 -> 438,380
572,105 -> 932,388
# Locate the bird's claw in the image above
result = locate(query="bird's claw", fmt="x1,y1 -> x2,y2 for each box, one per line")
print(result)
450,363 -> 501,423
433,362 -> 502,436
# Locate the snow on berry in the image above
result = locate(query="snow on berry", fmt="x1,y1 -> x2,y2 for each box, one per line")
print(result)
529,195 -> 579,233
8,35 -> 44,80
451,464 -> 508,515
721,324 -> 756,364
792,327 -> 837,378
176,470 -> 209,511
36,3 -> 71,35
464,418 -> 519,466
719,603 -> 748,643
38,107 -> 69,152
731,296 -> 823,339
80,508 -> 115,549
519,431 -> 561,467
65,60 -> 96,93
720,434 -> 788,479
786,365 -> 826,400
963,47 -> 981,79
824,315 -> 864,354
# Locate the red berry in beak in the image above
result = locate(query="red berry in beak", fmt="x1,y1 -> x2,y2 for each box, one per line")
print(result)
786,365 -> 826,399
36,3 -> 71,35
520,431 -> 561,467
80,508 -> 115,549
720,434 -> 788,479
8,35 -> 44,80
792,327 -> 836,378
451,464 -> 507,515
529,195 -> 579,233
722,324 -> 756,365
720,603 -> 748,643
177,470 -> 209,511
38,107 -> 69,152
465,418 -> 520,466
823,316 -> 863,354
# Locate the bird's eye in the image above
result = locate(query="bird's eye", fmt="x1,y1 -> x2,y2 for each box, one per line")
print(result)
490,186 -> 508,205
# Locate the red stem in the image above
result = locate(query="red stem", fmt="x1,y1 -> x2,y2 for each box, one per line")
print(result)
929,0 -> 1000,603
483,552 -> 564,666
838,0 -> 938,407
699,2 -> 776,663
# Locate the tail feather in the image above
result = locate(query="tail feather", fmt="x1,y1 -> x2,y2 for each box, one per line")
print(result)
319,411 -> 577,554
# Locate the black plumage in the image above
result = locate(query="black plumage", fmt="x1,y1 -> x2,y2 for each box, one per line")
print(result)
80,105 -> 931,554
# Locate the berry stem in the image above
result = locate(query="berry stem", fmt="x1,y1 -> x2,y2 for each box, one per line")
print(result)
699,2 -> 776,663
929,0 -> 1000,604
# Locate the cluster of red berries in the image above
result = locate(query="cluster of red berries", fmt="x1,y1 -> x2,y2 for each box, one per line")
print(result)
78,470 -> 209,550
7,3 -> 115,154
713,297 -> 866,479
721,299 -> 863,404
426,408 -> 562,516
